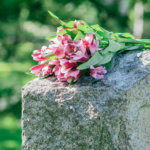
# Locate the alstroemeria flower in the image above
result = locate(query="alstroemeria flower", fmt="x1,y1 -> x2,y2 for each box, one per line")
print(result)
55,66 -> 81,83
42,65 -> 53,77
32,46 -> 53,62
64,43 -> 75,58
59,59 -> 76,73
82,34 -> 99,55
82,34 -> 94,49
49,34 -> 73,58
89,40 -> 99,55
90,66 -> 107,79
53,58 -> 81,83
70,40 -> 89,62
54,64 -> 66,82
66,69 -> 81,83
49,60 -> 60,66
31,63 -> 46,76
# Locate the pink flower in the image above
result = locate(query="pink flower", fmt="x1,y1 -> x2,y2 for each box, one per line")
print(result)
82,34 -> 94,49
54,64 -> 66,82
53,58 -> 81,83
53,46 -> 65,58
42,65 -> 53,77
32,46 -> 53,62
49,35 -> 73,58
66,69 -> 81,83
82,34 -> 99,55
49,60 -> 60,66
55,67 -> 81,83
31,64 -> 46,76
54,59 -> 76,82
64,43 -> 76,58
70,40 -> 89,62
74,20 -> 83,28
90,66 -> 107,79
31,63 -> 54,77
61,34 -> 72,43
59,59 -> 76,73
49,41 -> 65,58
89,40 -> 99,55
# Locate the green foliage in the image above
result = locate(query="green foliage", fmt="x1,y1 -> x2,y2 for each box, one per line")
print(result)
118,33 -> 135,39
0,113 -> 21,150
102,40 -> 124,54
46,35 -> 56,40
74,31 -> 85,40
48,10 -> 65,25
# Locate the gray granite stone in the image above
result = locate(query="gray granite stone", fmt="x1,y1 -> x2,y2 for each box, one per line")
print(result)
22,50 -> 150,150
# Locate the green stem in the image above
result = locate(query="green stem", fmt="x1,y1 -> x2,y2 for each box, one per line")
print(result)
117,38 -> 150,45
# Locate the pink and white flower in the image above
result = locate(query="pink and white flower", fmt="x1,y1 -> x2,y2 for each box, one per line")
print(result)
59,59 -> 76,73
82,34 -> 99,55
42,65 -> 53,77
66,69 -> 81,83
31,63 -> 46,76
70,40 -> 89,62
89,40 -> 99,55
49,34 -> 73,58
32,46 -> 53,62
90,66 -> 107,79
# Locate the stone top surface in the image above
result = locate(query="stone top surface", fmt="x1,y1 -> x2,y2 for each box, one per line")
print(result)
24,50 -> 150,91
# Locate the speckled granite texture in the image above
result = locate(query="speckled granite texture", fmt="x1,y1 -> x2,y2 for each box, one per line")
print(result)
22,50 -> 150,150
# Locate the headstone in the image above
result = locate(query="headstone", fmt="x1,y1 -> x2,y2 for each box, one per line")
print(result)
22,50 -> 150,150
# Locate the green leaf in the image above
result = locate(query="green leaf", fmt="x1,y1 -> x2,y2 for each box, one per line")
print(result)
74,31 -> 85,40
26,70 -> 33,75
118,33 -> 135,39
62,21 -> 74,28
42,54 -> 57,61
103,59 -> 113,70
79,20 -> 89,26
117,39 -> 144,44
91,24 -> 103,32
59,29 -> 68,35
102,40 -> 124,55
124,45 -> 144,51
139,39 -> 150,43
46,35 -> 56,40
59,29 -> 76,39
49,54 -> 57,60
91,24 -> 111,40
118,45 -> 144,53
97,52 -> 115,65
95,34 -> 103,41
48,11 -> 65,25
77,24 -> 94,34
90,77 -> 99,84
77,51 -> 102,70
69,79 -> 76,85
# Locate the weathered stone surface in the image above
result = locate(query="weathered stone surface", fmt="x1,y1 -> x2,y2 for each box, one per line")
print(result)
22,50 -> 150,150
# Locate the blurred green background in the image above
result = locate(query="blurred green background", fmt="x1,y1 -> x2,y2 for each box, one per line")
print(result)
0,0 -> 149,149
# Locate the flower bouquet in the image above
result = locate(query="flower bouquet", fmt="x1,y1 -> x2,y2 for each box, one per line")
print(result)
30,11 -> 150,84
